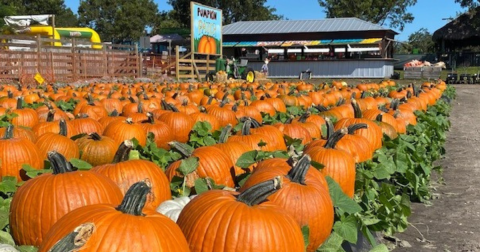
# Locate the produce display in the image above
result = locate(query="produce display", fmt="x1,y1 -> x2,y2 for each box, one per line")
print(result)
0,79 -> 454,251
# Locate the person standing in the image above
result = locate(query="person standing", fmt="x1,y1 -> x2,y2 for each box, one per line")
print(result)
261,58 -> 269,77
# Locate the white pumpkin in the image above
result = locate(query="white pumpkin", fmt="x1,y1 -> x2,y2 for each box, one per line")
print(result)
0,244 -> 19,252
156,195 -> 196,222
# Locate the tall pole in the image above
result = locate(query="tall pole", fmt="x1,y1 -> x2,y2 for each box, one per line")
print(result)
52,15 -> 55,46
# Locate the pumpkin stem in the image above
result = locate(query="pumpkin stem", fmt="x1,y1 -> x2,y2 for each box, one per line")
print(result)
87,94 -> 95,105
286,154 -> 311,185
48,223 -> 95,252
145,112 -> 155,124
297,112 -> 310,123
237,176 -> 282,206
218,124 -> 232,143
169,103 -> 180,112
231,103 -> 238,112
239,117 -> 261,128
89,132 -> 102,141
324,117 -> 334,139
16,96 -> 24,109
324,128 -> 347,149
375,113 -> 383,122
241,119 -> 253,135
116,181 -> 151,216
221,92 -> 230,103
112,140 -> 133,163
169,141 -> 194,157
351,92 -> 356,99
360,91 -> 367,99
315,105 -> 328,112
59,119 -> 68,136
137,101 -> 144,113
110,109 -> 119,116
351,99 -> 362,118
49,151 -> 74,174
285,115 -> 295,124
347,123 -> 368,134
47,109 -> 56,122
206,96 -> 214,105
128,96 -> 136,103
125,118 -> 134,124
2,124 -> 14,139
390,99 -> 399,110
161,99 -> 171,110
7,90 -> 13,98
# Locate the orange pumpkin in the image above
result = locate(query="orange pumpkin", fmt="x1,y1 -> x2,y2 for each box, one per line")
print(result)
197,35 -> 217,54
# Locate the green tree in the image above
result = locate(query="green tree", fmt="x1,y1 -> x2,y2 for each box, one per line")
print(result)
0,4 -> 17,33
0,0 -> 78,27
407,28 -> 434,53
78,0 -> 159,43
455,0 -> 479,8
166,0 -> 283,28
317,0 -> 417,31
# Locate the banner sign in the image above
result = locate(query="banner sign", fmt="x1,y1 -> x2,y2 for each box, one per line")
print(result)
191,2 -> 222,55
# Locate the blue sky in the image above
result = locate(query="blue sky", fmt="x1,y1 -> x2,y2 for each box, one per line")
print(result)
64,0 -> 467,41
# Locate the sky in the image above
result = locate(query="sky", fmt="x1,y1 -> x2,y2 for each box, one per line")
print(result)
64,0 -> 467,41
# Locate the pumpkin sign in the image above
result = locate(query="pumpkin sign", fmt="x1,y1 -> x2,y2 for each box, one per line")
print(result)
197,35 -> 217,54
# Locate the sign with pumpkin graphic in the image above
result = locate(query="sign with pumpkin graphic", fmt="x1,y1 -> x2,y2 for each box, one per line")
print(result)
191,2 -> 222,55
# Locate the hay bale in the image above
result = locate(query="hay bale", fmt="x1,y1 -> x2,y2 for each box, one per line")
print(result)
216,71 -> 228,82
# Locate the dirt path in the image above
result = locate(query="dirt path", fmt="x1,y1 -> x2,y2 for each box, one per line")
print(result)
394,85 -> 480,251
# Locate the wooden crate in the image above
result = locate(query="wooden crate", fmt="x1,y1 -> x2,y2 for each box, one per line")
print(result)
403,67 -> 423,79
422,66 -> 442,79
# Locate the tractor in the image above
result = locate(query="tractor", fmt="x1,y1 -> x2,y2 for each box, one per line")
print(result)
206,57 -> 256,83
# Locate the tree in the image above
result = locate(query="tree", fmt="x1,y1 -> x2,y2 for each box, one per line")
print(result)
407,28 -> 435,53
166,0 -> 283,28
0,0 -> 78,27
78,0 -> 159,43
317,0 -> 417,31
455,0 -> 479,8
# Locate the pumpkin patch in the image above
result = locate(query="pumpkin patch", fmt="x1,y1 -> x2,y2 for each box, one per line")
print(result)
0,78 -> 453,251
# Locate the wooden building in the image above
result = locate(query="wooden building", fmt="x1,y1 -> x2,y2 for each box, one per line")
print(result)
222,18 -> 398,78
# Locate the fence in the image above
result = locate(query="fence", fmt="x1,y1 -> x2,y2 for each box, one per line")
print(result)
0,35 -> 142,85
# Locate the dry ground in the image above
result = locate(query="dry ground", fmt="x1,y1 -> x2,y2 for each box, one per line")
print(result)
392,84 -> 480,251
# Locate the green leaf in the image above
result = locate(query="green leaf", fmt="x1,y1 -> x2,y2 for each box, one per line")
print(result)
0,176 -> 18,194
177,157 -> 199,176
369,244 -> 388,252
301,225 -> 310,248
236,150 -> 258,169
203,136 -> 217,146
194,178 -> 209,194
0,210 -> 8,229
333,215 -> 358,244
311,160 -> 324,170
317,232 -> 344,252
361,225 -> 377,246
17,245 -> 38,252
21,164 -> 52,179
193,121 -> 212,136
0,230 -> 14,246
69,158 -> 92,170
326,176 -> 362,214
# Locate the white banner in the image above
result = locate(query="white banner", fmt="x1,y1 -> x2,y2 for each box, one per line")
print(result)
4,15 -> 53,28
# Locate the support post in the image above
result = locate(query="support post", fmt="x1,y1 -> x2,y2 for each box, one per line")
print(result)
176,45 -> 180,80
72,38 -> 77,81
36,36 -> 41,75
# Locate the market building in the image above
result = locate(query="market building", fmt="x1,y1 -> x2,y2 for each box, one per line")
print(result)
222,18 -> 398,78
